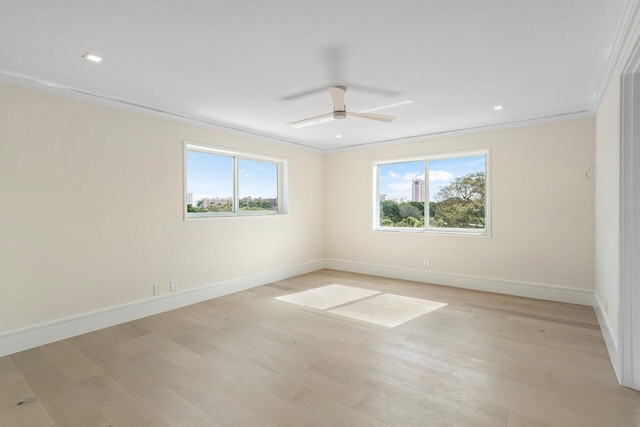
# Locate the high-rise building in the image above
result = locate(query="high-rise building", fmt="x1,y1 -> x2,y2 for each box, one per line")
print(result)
412,179 -> 425,202
187,192 -> 194,205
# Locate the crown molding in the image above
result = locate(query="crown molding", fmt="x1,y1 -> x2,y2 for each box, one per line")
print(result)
323,110 -> 594,153
0,69 -> 600,154
591,0 -> 640,113
0,70 -> 322,153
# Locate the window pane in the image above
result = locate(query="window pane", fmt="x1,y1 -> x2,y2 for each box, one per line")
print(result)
428,155 -> 486,229
186,150 -> 233,214
378,161 -> 425,227
238,159 -> 278,211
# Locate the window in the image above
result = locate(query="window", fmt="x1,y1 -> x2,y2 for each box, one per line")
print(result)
374,149 -> 489,235
184,143 -> 286,218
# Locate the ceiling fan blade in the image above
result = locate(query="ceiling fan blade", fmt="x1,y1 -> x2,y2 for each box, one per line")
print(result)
288,112 -> 334,128
359,100 -> 413,113
329,86 -> 346,111
281,86 -> 330,101
348,112 -> 396,123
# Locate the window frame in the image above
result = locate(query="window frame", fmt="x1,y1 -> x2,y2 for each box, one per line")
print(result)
184,142 -> 288,220
373,148 -> 490,237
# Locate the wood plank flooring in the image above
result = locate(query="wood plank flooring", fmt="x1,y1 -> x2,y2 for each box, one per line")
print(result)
1,269 -> 639,426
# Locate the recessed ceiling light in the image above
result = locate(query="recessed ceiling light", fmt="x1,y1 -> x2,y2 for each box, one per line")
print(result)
493,105 -> 504,111
335,134 -> 343,138
82,52 -> 102,63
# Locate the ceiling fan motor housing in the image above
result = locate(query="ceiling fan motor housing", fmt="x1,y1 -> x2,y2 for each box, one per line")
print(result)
288,87 -> 396,127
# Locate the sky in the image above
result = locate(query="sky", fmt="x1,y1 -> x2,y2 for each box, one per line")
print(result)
186,151 -> 278,202
379,155 -> 485,201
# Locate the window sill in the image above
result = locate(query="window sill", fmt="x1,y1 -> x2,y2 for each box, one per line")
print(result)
373,227 -> 490,238
185,211 -> 287,221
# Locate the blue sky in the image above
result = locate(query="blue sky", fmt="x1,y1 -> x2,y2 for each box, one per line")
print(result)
186,151 -> 277,201
238,158 -> 278,198
379,155 -> 485,201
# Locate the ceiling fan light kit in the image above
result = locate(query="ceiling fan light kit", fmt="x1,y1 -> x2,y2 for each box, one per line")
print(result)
289,86 -> 396,128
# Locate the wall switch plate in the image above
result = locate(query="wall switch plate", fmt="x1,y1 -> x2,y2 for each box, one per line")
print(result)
170,281 -> 177,292
423,259 -> 430,268
153,283 -> 161,296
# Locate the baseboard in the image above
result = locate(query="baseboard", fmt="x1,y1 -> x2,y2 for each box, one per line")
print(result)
0,258 -> 598,358
593,292 -> 621,381
325,259 -> 594,306
0,260 -> 326,358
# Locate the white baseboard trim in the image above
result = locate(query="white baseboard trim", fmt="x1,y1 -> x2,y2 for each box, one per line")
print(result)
0,260 -> 326,358
1,259 -> 600,358
593,292 -> 620,381
325,259 -> 594,306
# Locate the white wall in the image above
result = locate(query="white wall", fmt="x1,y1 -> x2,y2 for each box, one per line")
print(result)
325,119 -> 595,293
0,81 -> 600,353
0,83 -> 325,334
594,74 -> 621,347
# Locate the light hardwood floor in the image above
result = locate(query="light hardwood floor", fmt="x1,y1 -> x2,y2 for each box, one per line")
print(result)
1,269 -> 639,426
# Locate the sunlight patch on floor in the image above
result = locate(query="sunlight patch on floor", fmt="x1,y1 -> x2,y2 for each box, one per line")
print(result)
328,293 -> 447,327
274,284 -> 380,310
275,285 -> 447,327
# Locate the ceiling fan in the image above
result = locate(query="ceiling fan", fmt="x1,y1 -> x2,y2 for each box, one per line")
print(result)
288,86 -> 397,128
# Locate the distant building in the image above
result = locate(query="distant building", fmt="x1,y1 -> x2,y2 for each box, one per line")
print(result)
380,194 -> 387,202
187,192 -> 193,205
213,197 -> 233,205
412,179 -> 425,202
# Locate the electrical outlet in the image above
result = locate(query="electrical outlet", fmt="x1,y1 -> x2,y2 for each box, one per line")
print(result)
170,281 -> 177,292
423,259 -> 430,268
153,283 -> 161,296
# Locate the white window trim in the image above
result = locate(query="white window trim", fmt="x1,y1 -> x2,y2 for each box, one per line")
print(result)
372,148 -> 491,237
184,141 -> 288,220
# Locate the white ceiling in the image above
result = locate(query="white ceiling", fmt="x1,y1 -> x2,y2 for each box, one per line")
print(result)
0,1 -> 630,150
